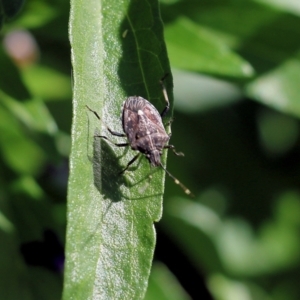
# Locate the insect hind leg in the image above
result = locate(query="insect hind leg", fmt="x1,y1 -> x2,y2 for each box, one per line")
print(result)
119,153 -> 140,174
159,74 -> 170,118
164,144 -> 184,157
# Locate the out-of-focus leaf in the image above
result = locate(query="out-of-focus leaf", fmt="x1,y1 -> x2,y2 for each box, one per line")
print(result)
163,195 -> 300,277
0,105 -> 46,174
21,65 -> 72,100
0,0 -> 25,22
246,57 -> 300,118
145,263 -> 191,300
161,0 -> 300,74
0,229 -> 30,300
173,69 -> 242,113
164,17 -> 254,78
162,197 -> 224,274
0,47 -> 31,100
7,1 -> 57,29
254,0 -> 300,16
64,0 -> 172,299
0,183 -> 64,299
256,109 -> 299,156
208,274 -> 271,300
1,94 -> 58,134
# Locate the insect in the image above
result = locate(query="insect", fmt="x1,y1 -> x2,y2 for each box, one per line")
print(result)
86,76 -> 193,196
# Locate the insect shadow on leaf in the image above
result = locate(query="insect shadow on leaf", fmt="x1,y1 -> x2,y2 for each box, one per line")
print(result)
92,130 -> 126,202
87,112 -> 158,202
86,75 -> 194,197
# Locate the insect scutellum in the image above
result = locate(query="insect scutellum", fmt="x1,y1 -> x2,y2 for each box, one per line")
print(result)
86,75 -> 194,197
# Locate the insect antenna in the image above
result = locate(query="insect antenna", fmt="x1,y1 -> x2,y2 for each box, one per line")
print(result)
160,163 -> 194,197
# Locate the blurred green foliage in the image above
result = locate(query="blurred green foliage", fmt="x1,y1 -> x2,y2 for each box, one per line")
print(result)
0,0 -> 300,299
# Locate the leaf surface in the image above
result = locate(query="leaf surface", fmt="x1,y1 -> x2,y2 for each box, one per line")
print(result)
64,0 -> 171,299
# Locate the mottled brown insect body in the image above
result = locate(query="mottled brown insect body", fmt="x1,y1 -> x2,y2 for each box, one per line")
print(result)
122,96 -> 170,167
86,76 -> 194,196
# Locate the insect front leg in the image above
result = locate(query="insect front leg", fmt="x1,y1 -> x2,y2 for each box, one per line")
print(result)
86,105 -> 126,137
94,134 -> 129,148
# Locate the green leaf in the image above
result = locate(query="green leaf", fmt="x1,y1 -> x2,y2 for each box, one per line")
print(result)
163,195 -> 300,280
162,197 -> 224,275
0,47 -> 31,100
64,0 -> 171,299
161,0 -> 300,75
21,65 -> 72,100
254,0 -> 300,16
172,69 -> 242,113
246,56 -> 300,118
0,105 -> 47,175
145,263 -> 191,300
10,1 -> 57,29
164,17 -> 254,78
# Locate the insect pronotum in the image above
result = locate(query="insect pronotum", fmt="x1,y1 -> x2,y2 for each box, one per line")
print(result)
86,76 -> 194,197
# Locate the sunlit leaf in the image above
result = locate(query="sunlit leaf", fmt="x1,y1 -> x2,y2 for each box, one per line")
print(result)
246,57 -> 300,118
64,0 -> 172,299
164,17 -> 254,78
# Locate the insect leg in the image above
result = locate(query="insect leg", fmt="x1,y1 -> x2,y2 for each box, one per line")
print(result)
94,134 -> 129,148
86,105 -> 126,137
165,117 -> 174,128
159,74 -> 170,118
119,153 -> 140,174
164,145 -> 184,156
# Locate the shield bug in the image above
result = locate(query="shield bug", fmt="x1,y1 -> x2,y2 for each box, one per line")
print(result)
86,76 -> 193,197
